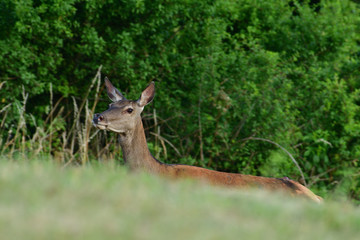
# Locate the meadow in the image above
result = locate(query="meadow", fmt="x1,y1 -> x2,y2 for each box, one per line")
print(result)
0,158 -> 359,240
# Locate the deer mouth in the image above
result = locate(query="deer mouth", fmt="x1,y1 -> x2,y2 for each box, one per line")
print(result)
92,115 -> 124,133
93,122 -> 124,133
92,121 -> 108,130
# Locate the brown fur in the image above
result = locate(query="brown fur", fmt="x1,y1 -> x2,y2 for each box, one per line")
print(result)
93,79 -> 323,203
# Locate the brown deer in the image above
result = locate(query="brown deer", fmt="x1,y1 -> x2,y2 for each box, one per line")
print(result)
93,78 -> 322,203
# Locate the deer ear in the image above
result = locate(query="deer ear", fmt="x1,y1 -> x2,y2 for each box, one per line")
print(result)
105,77 -> 125,102
137,82 -> 155,107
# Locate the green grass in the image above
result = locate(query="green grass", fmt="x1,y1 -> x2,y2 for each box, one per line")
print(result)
0,158 -> 359,240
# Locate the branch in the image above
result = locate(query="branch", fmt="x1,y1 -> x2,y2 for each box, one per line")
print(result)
243,137 -> 307,186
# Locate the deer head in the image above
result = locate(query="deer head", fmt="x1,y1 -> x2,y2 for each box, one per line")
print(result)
93,77 -> 155,134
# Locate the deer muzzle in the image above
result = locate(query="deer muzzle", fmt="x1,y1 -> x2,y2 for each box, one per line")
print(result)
92,113 -> 107,129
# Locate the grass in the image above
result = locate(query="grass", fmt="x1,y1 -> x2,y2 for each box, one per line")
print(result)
0,158 -> 359,240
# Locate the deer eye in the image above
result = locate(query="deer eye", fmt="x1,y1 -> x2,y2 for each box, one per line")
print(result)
126,108 -> 133,113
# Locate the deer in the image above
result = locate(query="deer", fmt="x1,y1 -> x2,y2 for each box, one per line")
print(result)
93,78 -> 323,203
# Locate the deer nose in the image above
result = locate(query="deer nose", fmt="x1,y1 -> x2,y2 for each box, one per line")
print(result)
93,113 -> 104,124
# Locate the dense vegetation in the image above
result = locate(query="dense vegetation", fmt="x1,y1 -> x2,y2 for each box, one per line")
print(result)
1,0 -> 360,200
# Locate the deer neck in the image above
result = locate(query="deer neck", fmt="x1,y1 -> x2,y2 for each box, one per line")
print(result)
118,118 -> 162,173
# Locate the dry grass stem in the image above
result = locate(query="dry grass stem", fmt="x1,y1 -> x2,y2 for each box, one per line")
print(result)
243,137 -> 307,186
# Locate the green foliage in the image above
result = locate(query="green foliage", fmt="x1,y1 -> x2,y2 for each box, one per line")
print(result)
259,151 -> 299,179
1,0 -> 360,200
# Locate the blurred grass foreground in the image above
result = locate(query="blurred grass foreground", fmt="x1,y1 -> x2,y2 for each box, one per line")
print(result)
0,159 -> 359,240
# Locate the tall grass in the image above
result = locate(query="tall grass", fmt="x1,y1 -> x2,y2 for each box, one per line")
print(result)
0,66 -> 125,165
